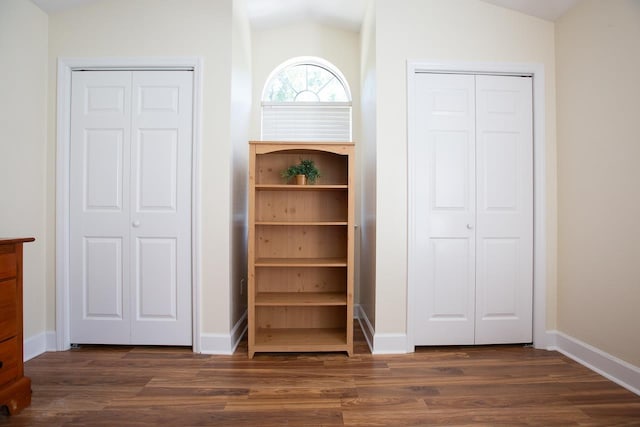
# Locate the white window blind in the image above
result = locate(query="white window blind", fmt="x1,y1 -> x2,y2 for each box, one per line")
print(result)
262,103 -> 351,142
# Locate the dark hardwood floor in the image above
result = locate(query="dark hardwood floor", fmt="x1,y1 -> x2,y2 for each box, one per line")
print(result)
2,325 -> 639,426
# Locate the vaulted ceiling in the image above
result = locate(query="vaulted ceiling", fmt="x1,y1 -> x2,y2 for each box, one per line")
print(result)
480,0 -> 580,22
31,0 -> 581,32
246,0 -> 581,32
246,0 -> 368,32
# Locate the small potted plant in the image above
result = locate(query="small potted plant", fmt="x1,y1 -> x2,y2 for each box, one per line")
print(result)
281,159 -> 320,185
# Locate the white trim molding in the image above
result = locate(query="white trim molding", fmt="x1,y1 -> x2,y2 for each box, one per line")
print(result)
55,57 -> 204,352
549,330 -> 640,396
24,331 -> 57,362
200,311 -> 248,355
356,304 -> 408,354
355,304 -> 374,352
406,60 -> 549,352
373,333 -> 409,355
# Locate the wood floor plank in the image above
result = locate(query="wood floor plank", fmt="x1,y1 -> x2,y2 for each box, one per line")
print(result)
340,396 -> 428,411
223,396 -> 342,412
354,384 -> 440,399
342,407 -> 593,426
247,386 -> 358,400
578,402 -> 640,418
106,396 -> 228,411
0,324 -> 638,426
137,385 -> 250,398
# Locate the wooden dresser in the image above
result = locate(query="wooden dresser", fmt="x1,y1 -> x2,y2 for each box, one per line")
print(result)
0,238 -> 33,415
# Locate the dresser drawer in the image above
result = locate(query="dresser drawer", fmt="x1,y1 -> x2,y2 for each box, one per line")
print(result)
0,336 -> 18,386
0,279 -> 18,342
0,247 -> 17,280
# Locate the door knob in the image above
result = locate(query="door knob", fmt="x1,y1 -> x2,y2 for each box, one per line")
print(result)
132,220 -> 141,228
466,224 -> 474,230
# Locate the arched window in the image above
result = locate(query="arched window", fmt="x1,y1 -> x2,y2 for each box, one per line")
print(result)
261,57 -> 352,142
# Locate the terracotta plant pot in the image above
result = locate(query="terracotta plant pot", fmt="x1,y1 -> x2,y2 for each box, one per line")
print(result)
295,174 -> 307,185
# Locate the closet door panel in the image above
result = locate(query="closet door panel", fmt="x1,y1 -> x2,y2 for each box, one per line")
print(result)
412,73 -> 476,345
475,75 -> 533,344
70,71 -> 132,344
130,71 -> 193,345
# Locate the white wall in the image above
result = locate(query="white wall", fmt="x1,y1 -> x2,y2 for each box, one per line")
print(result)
372,0 -> 557,342
230,0 -> 252,329
556,0 -> 640,367
0,0 -> 48,341
47,0 -> 238,347
249,22 -> 361,142
358,0 -> 377,332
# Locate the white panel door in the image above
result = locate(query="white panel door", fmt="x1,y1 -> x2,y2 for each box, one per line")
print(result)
70,70 -> 193,346
475,75 -> 533,344
130,71 -> 193,345
70,71 -> 132,344
413,73 -> 477,345
412,73 -> 533,346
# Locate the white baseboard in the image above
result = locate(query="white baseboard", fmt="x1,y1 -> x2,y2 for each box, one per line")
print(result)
542,329 -> 557,349
355,304 -> 374,352
549,330 -> 640,396
373,333 -> 408,354
199,310 -> 247,355
355,304 -> 407,355
24,331 -> 57,362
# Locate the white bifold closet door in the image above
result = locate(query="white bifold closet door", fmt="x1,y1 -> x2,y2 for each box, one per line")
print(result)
69,70 -> 193,345
413,73 -> 533,346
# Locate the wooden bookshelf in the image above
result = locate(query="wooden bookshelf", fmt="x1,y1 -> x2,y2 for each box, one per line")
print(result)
248,142 -> 354,358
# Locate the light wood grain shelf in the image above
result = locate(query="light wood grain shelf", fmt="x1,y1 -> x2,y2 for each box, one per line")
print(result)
256,221 -> 348,226
256,184 -> 348,191
254,328 -> 347,350
255,292 -> 347,306
254,257 -> 348,267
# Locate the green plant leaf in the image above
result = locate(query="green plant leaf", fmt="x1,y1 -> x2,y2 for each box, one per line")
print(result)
281,159 -> 320,183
